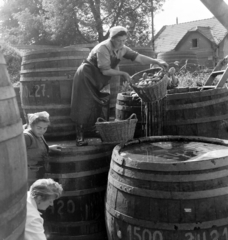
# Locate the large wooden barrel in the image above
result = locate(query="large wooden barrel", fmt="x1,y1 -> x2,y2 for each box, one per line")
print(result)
105,135 -> 228,240
157,51 -> 198,71
115,92 -> 145,137
20,47 -> 90,140
164,87 -> 228,139
43,139 -> 115,240
119,47 -> 156,76
0,53 -> 27,239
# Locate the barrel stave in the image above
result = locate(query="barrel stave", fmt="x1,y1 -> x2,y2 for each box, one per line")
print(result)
0,52 -> 27,240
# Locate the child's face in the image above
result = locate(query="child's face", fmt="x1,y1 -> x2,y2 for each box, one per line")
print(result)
31,121 -> 49,137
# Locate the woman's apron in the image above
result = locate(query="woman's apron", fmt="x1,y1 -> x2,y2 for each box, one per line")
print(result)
70,58 -> 120,131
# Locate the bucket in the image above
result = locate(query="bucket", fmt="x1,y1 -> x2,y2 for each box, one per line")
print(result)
164,87 -> 228,139
0,52 -> 27,239
20,47 -> 90,140
105,135 -> 228,240
115,92 -> 145,137
119,47 -> 156,76
43,139 -> 116,240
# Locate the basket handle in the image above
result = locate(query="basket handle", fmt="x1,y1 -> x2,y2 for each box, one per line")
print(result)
128,113 -> 137,120
96,117 -> 107,123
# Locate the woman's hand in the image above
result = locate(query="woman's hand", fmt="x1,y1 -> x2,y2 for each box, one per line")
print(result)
122,72 -> 132,82
49,145 -> 62,152
156,60 -> 169,70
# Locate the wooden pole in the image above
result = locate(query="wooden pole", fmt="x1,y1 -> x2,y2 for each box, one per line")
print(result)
150,0 -> 155,51
200,0 -> 228,31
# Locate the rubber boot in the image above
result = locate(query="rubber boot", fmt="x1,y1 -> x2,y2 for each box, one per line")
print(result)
76,125 -> 88,146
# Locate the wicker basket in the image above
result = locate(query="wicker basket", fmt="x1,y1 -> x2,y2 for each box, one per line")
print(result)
95,113 -> 138,143
131,67 -> 169,102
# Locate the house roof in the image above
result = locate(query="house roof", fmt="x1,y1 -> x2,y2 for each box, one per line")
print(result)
154,17 -> 227,53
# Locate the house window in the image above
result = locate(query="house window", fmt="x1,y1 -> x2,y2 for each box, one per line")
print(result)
192,39 -> 198,48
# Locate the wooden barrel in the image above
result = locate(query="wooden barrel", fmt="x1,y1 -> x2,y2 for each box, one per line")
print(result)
0,53 -> 27,239
20,47 -> 90,140
43,139 -> 116,240
119,47 -> 156,76
157,51 -> 198,71
105,135 -> 228,240
115,92 -> 145,137
163,87 -> 228,139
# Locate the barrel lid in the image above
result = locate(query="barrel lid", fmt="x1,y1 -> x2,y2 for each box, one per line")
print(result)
112,136 -> 228,171
22,47 -> 90,56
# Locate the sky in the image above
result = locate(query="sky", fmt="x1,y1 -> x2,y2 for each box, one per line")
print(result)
154,0 -> 228,33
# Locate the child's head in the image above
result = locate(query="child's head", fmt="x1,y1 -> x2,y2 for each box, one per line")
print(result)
28,111 -> 50,137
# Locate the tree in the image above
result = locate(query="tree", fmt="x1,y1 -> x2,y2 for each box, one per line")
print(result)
0,0 -> 165,46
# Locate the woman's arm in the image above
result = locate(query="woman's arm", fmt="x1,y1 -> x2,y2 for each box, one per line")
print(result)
134,54 -> 168,69
102,68 -> 131,82
49,145 -> 62,152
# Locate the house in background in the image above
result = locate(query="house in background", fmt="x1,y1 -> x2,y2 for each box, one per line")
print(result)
154,17 -> 228,68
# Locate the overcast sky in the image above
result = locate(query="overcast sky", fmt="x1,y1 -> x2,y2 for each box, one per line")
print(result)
154,0 -> 228,33
1,0 -> 228,34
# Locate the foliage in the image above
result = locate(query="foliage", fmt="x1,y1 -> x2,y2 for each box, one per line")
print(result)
174,61 -> 210,87
0,42 -> 22,84
0,0 -> 165,46
119,60 -> 212,94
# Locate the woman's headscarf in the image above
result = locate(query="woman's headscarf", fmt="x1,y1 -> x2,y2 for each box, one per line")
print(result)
109,26 -> 128,38
28,111 -> 50,126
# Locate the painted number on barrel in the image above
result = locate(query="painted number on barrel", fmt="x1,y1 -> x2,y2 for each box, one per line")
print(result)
127,225 -> 163,240
185,227 -> 228,240
22,84 -> 46,98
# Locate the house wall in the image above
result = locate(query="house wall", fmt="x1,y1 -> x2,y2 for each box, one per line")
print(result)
175,32 -> 215,68
219,35 -> 228,59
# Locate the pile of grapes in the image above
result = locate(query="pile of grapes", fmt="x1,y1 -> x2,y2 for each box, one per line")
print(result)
132,67 -> 179,89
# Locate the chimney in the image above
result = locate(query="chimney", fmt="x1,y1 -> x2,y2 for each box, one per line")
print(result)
176,17 -> 178,24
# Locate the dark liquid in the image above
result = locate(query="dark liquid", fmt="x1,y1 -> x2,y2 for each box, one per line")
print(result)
120,141 -> 228,163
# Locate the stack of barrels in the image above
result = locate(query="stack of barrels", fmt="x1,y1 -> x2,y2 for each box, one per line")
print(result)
19,47 -> 117,240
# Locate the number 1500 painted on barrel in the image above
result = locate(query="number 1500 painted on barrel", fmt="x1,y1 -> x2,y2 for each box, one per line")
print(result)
126,224 -> 228,240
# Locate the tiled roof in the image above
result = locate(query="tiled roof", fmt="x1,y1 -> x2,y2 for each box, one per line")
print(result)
154,17 -> 227,53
